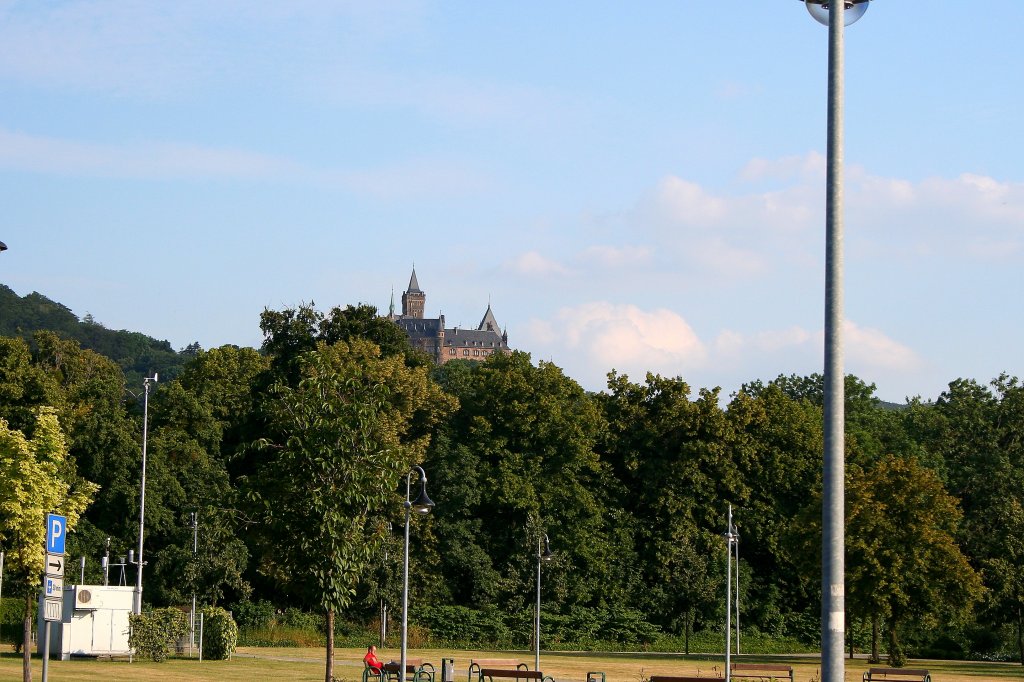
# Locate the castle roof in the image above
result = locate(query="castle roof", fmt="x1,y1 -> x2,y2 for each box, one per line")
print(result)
445,327 -> 507,349
478,304 -> 500,333
407,267 -> 422,293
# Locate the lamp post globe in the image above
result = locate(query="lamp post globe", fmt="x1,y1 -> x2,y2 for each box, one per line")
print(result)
804,0 -> 869,26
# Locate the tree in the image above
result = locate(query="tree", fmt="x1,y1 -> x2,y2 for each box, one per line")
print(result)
0,409 -> 98,682
429,353 -> 621,619
599,371 -> 738,648
790,454 -> 983,666
246,339 -> 453,682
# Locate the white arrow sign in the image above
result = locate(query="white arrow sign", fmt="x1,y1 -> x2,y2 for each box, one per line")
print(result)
45,553 -> 65,578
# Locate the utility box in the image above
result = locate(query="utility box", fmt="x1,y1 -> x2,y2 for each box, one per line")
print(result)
37,585 -> 133,660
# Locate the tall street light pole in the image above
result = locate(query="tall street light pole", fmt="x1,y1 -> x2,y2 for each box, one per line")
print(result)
534,533 -> 554,671
800,2 -> 870,681
401,466 -> 434,680
133,373 -> 158,615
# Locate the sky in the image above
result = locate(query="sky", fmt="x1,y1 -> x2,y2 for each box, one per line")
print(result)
1,1 -> 1022,403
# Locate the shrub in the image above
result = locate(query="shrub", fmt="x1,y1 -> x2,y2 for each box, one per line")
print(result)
200,606 -> 238,660
280,607 -> 324,632
129,608 -> 188,662
231,599 -> 275,630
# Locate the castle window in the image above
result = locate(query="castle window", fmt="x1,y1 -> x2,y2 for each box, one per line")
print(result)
463,349 -> 469,356
449,349 -> 456,355
473,350 -> 479,356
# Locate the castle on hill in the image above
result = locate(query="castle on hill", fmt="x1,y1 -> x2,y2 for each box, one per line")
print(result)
389,267 -> 510,364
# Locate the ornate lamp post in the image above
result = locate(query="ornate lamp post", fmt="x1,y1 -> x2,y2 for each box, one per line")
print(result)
401,466 -> 434,679
534,533 -> 554,671
799,2 -> 871,681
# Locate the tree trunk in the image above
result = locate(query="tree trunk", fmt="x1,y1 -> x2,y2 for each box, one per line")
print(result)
870,614 -> 880,664
684,609 -> 691,656
888,618 -> 906,668
325,609 -> 335,682
848,616 -> 854,659
23,592 -> 33,682
1017,604 -> 1022,666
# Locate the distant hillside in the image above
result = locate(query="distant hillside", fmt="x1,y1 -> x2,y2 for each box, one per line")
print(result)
0,284 -> 192,386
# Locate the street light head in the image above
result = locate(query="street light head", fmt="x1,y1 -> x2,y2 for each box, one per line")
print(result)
0,241 -> 7,252
541,534 -> 555,562
408,466 -> 434,514
804,0 -> 869,26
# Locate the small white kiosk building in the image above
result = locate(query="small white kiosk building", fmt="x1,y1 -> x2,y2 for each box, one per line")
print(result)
37,585 -> 133,659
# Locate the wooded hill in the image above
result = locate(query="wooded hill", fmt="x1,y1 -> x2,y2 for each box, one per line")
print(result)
0,284 -> 191,386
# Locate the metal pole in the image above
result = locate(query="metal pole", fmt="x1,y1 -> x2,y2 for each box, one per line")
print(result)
80,556 -> 85,584
535,534 -> 541,671
103,538 -> 110,586
134,375 -> 156,615
725,505 -> 732,682
41,621 -> 51,682
822,3 -> 847,682
734,531 -> 740,655
1,550 -> 5,603
191,511 -> 198,653
400,471 -> 412,681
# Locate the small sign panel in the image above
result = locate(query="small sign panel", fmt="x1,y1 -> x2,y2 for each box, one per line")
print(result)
44,576 -> 63,599
43,598 -> 62,622
46,513 -> 67,555
45,553 -> 65,578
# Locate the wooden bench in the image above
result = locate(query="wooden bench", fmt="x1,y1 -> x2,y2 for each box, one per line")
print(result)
731,663 -> 794,681
382,659 -> 436,682
862,668 -> 931,682
477,668 -> 553,682
467,660 -> 529,682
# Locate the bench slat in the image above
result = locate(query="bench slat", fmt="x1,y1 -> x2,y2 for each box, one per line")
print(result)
864,669 -> 930,682
479,670 -> 543,681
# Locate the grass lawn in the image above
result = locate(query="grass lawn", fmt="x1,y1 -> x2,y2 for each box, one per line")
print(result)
1,645 -> 1021,681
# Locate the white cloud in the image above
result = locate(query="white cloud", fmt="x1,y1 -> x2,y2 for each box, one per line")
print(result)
839,321 -> 922,372
523,298 -> 924,396
526,302 -> 706,386
0,127 -> 487,198
503,251 -> 571,277
578,245 -> 651,268
654,176 -> 728,225
0,1 -> 429,98
740,152 -> 825,183
0,128 -> 293,179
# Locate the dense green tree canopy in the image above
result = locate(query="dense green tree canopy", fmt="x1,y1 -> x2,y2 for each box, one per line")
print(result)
3,291 -> 1023,664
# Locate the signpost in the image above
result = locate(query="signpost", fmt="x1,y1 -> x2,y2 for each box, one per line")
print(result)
42,513 -> 67,682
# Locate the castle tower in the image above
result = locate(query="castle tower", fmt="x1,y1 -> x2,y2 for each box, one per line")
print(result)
401,267 -> 425,319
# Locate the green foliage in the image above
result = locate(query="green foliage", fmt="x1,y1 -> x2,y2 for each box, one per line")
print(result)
129,608 -> 189,662
0,409 -> 98,592
199,605 -> 238,660
6,283 -> 1024,660
232,598 -> 275,630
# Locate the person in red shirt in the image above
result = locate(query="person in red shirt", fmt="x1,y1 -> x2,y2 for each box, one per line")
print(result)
364,644 -> 384,674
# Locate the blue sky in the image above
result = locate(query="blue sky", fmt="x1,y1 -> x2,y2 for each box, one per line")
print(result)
2,1 -> 1021,402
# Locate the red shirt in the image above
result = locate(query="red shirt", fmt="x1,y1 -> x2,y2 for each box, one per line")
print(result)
364,650 -> 384,673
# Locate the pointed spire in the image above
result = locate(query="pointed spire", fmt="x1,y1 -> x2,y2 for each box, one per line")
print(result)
389,288 -> 395,318
478,303 -> 500,333
408,265 -> 421,293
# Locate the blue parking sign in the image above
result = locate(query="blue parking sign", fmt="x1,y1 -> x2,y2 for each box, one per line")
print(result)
46,513 -> 66,554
